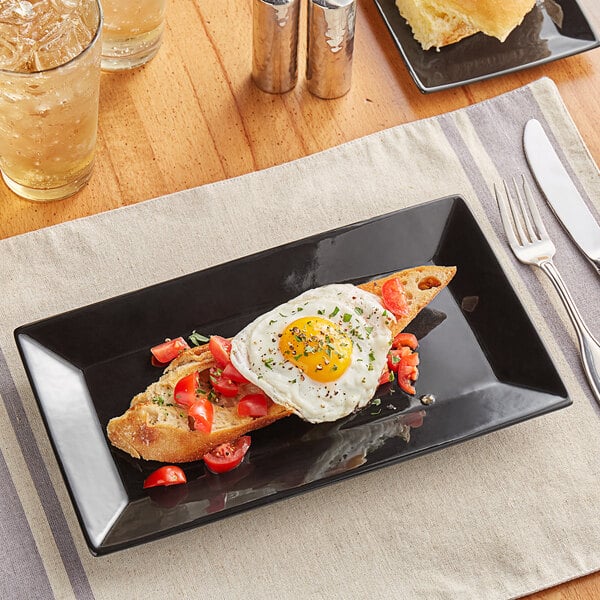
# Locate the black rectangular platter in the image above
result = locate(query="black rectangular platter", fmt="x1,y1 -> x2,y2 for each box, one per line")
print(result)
15,196 -> 569,554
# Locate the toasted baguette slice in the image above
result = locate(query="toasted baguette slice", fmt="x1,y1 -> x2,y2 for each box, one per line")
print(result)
107,265 -> 456,463
359,265 -> 456,338
107,347 -> 292,463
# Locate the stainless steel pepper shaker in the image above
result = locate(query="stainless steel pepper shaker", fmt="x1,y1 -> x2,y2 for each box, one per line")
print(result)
306,0 -> 356,99
252,0 -> 301,94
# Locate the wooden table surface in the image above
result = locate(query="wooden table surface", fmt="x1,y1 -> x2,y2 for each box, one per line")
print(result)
2,0 -> 599,597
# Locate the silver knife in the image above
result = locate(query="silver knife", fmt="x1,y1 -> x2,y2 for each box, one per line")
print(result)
523,118 -> 600,275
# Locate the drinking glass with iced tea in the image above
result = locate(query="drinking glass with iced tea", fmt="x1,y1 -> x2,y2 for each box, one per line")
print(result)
0,0 -> 102,202
101,0 -> 167,71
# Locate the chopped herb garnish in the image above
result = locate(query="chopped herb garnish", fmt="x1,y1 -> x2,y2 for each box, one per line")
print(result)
354,307 -> 363,315
342,313 -> 352,323
263,358 -> 274,369
189,330 -> 209,346
329,306 -> 340,318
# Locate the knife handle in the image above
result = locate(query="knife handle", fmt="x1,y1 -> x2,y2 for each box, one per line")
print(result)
540,260 -> 600,405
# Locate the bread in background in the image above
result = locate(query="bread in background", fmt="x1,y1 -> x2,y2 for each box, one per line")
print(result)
395,0 -> 537,50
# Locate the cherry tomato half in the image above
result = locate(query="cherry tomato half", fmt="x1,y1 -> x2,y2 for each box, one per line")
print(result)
378,365 -> 394,386
209,336 -> 232,368
397,375 -> 416,395
151,337 -> 190,365
204,436 -> 251,474
143,465 -> 187,489
188,397 -> 214,434
387,348 -> 404,372
221,362 -> 249,384
396,359 -> 418,395
210,372 -> 239,397
174,371 -> 200,408
392,332 -> 418,350
237,393 -> 268,417
381,278 -> 409,317
402,352 -> 420,368
386,344 -> 419,395
399,363 -> 419,380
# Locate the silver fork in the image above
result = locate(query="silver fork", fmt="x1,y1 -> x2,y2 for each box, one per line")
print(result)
495,175 -> 600,404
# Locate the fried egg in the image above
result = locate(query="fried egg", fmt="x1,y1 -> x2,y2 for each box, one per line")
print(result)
230,284 -> 395,423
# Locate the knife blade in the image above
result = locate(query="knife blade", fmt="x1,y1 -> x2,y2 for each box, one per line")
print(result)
523,118 -> 600,275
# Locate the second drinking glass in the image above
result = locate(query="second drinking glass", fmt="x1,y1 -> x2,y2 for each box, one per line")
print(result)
101,0 -> 167,71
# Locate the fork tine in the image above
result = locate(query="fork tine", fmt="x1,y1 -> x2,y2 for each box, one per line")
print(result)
494,174 -> 557,268
512,176 -> 537,242
494,182 -> 521,249
520,174 -> 550,241
503,178 -> 529,245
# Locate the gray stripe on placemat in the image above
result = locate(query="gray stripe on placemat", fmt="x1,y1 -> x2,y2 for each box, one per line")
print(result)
437,91 -> 600,414
0,345 -> 95,600
0,432 -> 54,599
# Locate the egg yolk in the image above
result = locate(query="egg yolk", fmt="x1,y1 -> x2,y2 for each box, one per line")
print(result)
279,316 -> 353,382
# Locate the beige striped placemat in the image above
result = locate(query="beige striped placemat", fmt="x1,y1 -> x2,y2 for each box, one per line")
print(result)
0,77 -> 599,599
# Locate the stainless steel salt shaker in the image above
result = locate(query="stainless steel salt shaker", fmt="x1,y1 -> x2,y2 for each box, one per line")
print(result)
306,0 -> 356,99
252,0 -> 301,94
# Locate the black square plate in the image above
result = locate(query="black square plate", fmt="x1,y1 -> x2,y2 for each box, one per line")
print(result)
15,196 -> 569,555
373,0 -> 600,92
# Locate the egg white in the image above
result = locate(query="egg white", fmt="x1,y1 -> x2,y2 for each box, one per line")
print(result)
230,284 -> 395,423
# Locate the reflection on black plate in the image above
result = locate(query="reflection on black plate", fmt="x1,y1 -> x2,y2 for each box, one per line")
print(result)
15,196 -> 570,555
373,0 -> 600,92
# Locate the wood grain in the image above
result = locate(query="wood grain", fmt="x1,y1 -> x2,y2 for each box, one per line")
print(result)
2,0 -> 598,240
1,1 -> 599,597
